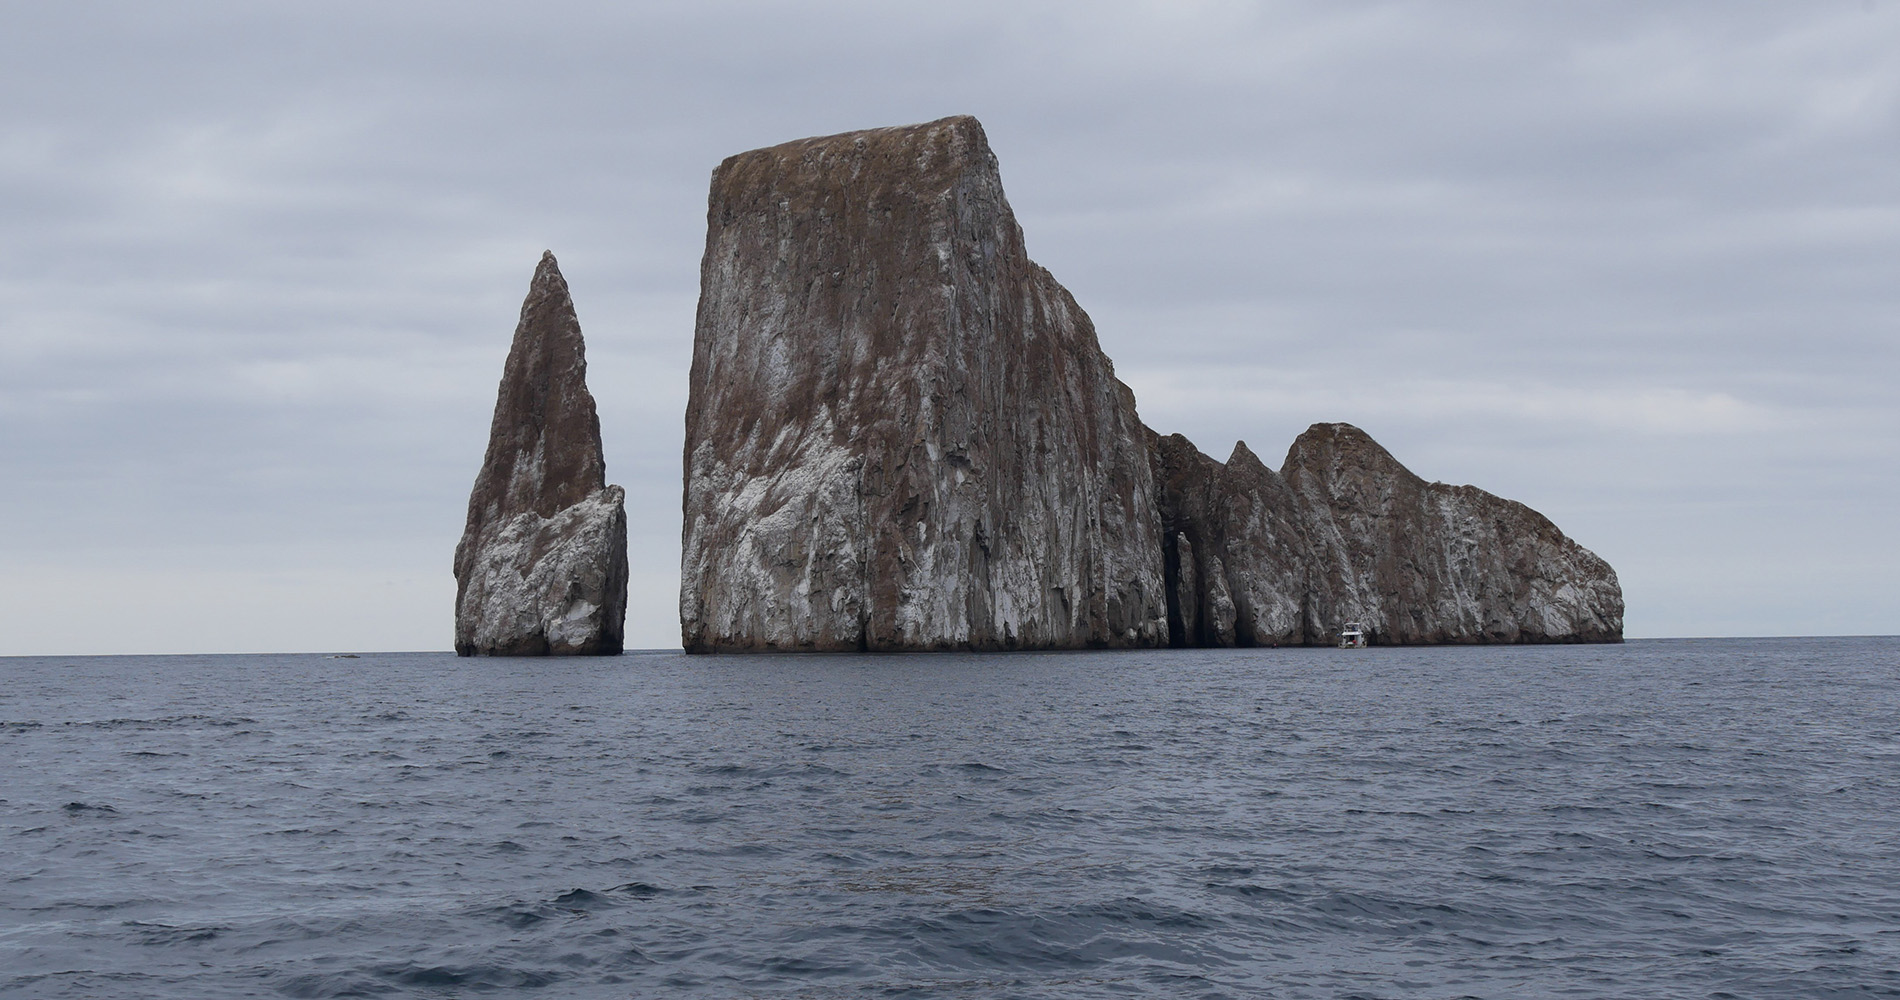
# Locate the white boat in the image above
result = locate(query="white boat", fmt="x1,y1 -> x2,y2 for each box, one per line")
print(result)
1337,622 -> 1367,648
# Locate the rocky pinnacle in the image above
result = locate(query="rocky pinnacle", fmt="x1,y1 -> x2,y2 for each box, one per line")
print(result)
454,251 -> 628,656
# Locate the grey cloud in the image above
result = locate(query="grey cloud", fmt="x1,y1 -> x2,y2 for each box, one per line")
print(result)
1,1 -> 1895,651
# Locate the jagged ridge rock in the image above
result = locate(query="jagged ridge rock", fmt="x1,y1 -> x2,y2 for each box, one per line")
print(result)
680,115 -> 1167,652
454,251 -> 628,656
1147,431 -> 1314,647
1146,423 -> 1623,645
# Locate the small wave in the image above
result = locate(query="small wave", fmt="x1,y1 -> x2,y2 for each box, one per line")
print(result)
694,762 -> 759,776
1207,882 -> 1300,903
124,920 -> 227,945
62,801 -> 118,815
370,962 -> 560,990
60,715 -> 255,731
552,888 -> 616,910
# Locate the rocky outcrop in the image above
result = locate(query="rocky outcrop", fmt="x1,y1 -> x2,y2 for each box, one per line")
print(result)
680,115 -> 1167,652
678,114 -> 1621,651
1281,422 -> 1622,644
1144,423 -> 1622,645
1147,431 -> 1313,647
455,251 -> 627,656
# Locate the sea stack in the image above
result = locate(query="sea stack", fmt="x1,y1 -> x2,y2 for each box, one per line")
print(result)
680,116 -> 1168,651
454,251 -> 628,656
681,115 -> 1623,649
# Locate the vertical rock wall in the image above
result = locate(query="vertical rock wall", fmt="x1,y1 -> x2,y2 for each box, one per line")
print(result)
454,252 -> 628,656
677,114 -> 1622,651
680,116 -> 1167,652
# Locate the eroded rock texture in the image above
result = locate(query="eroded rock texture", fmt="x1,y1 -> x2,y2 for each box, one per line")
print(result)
1281,422 -> 1623,644
680,116 -> 1167,651
455,251 -> 628,656
1147,430 -> 1312,647
1145,423 -> 1623,645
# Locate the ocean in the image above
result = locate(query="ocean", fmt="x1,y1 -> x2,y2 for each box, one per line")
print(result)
3,638 -> 1897,998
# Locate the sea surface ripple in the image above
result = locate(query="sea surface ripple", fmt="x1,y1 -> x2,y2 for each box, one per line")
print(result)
3,638 -> 1898,998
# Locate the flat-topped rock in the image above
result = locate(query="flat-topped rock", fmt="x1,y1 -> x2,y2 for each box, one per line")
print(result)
454,251 -> 627,655
680,116 -> 1167,651
678,115 -> 1621,651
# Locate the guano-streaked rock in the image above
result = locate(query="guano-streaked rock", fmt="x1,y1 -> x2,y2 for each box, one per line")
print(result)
1281,422 -> 1623,644
678,114 -> 1622,651
680,116 -> 1167,652
454,251 -> 628,656
1147,430 -> 1312,647
1144,423 -> 1623,646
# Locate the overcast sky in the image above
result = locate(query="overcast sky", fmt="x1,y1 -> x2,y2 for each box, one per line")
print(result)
2,1 -> 1895,654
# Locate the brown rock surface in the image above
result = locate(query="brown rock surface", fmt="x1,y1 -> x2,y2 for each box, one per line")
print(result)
1145,423 -> 1622,645
1281,422 -> 1623,644
454,251 -> 628,656
679,116 -> 1167,651
1146,431 -> 1311,647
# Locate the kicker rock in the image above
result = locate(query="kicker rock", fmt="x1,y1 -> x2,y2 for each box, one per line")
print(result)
1282,422 -> 1623,643
1147,431 -> 1311,647
680,116 -> 1167,651
454,251 -> 628,656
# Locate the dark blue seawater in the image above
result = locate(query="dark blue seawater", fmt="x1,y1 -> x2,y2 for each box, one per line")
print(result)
4,638 -> 1899,998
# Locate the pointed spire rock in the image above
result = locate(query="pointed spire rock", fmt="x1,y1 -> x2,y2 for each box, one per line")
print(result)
454,251 -> 628,655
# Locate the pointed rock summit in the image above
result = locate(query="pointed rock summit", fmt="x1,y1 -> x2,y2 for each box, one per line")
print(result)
454,251 -> 628,655
1147,431 -> 1312,647
680,116 -> 1167,651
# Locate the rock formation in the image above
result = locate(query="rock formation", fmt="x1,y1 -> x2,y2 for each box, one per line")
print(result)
454,251 -> 628,656
679,115 -> 1168,651
679,115 -> 1623,650
1147,430 -> 1313,647
1281,422 -> 1622,643
1145,423 -> 1623,645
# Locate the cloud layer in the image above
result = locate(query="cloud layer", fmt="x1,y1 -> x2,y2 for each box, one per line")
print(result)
2,2 -> 1896,652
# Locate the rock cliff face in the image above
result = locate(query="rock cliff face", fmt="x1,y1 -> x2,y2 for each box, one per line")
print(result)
679,114 -> 1622,650
680,115 -> 1167,651
1147,430 -> 1314,647
455,251 -> 628,656
1145,423 -> 1623,645
1281,422 -> 1622,644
